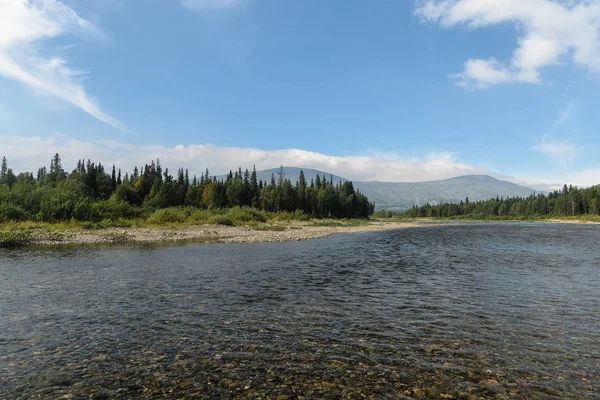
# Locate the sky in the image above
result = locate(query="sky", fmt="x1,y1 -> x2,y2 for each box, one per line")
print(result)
1,0 -> 600,190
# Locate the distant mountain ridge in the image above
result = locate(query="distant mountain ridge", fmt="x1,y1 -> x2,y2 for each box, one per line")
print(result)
355,175 -> 542,211
247,168 -> 541,211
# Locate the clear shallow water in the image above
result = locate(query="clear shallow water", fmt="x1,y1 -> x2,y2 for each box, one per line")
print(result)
1,223 -> 599,399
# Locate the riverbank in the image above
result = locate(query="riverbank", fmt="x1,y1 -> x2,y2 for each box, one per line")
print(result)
3,217 -> 599,248
410,216 -> 600,225
5,220 -> 431,247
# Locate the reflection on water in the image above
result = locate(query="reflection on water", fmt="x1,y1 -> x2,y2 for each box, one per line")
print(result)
1,224 -> 599,399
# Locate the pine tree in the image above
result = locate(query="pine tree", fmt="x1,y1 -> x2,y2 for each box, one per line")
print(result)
298,170 -> 307,189
177,168 -> 185,186
250,166 -> 258,194
50,153 -> 63,174
111,165 -> 117,190
298,170 -> 307,211
277,166 -> 285,187
1,156 -> 7,178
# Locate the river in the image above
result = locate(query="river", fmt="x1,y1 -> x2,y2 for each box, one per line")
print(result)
1,223 -> 599,399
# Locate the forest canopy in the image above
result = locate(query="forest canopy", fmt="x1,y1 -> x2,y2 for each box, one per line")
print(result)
389,184 -> 600,219
0,155 -> 374,223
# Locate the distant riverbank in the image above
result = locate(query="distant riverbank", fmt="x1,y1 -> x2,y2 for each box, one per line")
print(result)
408,216 -> 600,225
2,217 -> 598,248
0,220 -> 434,247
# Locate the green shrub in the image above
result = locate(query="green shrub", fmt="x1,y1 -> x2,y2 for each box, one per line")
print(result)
208,215 -> 234,226
189,209 -> 214,223
0,203 -> 28,222
268,209 -> 311,222
111,185 -> 142,206
224,207 -> 267,223
147,207 -> 194,224
253,225 -> 286,231
0,230 -> 33,247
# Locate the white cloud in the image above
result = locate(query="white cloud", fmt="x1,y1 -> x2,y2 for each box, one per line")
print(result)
451,58 -> 538,88
180,0 -> 244,12
533,136 -> 579,170
416,0 -> 600,88
0,133 -> 486,183
3,133 -> 598,187
0,0 -> 123,129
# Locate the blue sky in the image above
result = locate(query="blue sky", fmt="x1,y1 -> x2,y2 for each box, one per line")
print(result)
1,0 -> 600,188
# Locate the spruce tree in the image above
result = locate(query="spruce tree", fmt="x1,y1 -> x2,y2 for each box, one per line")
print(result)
111,165 -> 117,189
298,170 -> 307,189
277,165 -> 285,187
1,156 -> 7,178
50,153 -> 62,174
250,166 -> 258,195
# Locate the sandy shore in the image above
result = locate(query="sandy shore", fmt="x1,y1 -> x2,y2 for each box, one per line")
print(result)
545,219 -> 600,225
31,221 -> 432,246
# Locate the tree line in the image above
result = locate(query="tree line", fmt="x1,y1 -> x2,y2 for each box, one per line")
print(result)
398,184 -> 600,219
0,155 -> 374,223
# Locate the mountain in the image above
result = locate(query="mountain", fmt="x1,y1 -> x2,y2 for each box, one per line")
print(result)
246,168 -> 541,211
355,175 -> 542,211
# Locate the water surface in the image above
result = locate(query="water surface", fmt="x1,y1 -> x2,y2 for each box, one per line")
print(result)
1,224 -> 599,399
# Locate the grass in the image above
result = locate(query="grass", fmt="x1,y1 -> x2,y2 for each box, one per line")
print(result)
372,217 -> 420,223
311,218 -> 370,227
252,225 -> 287,231
0,230 -> 34,248
0,207 -> 325,236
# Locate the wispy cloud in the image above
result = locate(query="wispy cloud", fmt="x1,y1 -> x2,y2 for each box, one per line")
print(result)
179,0 -> 244,12
533,136 -> 579,170
0,0 -> 124,130
553,100 -> 575,127
416,0 -> 600,88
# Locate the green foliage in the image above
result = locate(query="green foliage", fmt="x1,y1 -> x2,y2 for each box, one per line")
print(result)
0,203 -> 28,222
147,207 -> 195,224
252,224 -> 287,231
268,210 -> 311,222
0,155 -> 374,226
0,230 -> 33,247
223,207 -> 267,223
208,215 -> 235,226
312,219 -> 370,227
401,185 -> 600,220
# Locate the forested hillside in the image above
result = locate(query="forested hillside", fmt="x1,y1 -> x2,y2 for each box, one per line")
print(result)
0,155 -> 374,223
398,184 -> 600,219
